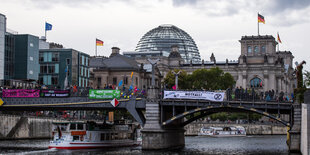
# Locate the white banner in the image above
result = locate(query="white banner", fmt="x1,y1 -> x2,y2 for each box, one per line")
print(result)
163,91 -> 225,102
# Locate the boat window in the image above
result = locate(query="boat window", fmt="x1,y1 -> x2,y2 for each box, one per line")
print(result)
73,136 -> 79,141
70,124 -> 76,130
100,133 -> 105,141
77,124 -> 84,130
107,134 -> 111,140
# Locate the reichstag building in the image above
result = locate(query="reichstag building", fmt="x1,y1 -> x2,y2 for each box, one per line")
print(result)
92,24 -> 295,96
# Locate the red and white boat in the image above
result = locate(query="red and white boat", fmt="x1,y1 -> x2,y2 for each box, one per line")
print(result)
48,121 -> 141,149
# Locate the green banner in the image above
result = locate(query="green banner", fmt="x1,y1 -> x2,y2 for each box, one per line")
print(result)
89,89 -> 120,99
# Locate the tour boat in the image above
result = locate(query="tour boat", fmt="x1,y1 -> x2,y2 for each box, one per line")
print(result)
48,121 -> 141,149
198,126 -> 246,137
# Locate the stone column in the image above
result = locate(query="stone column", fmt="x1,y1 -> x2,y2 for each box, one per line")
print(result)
264,76 -> 268,92
242,76 -> 247,88
282,78 -> 285,93
237,73 -> 242,87
289,102 -> 301,153
278,78 -> 282,92
301,90 -> 310,154
142,86 -> 185,149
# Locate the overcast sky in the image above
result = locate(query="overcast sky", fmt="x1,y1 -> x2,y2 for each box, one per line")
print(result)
0,0 -> 309,71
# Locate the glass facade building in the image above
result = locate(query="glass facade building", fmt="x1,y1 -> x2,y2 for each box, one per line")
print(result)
135,24 -> 201,63
14,34 -> 39,81
39,49 -> 90,89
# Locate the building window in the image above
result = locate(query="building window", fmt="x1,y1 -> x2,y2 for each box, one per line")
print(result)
40,65 -> 47,74
247,46 -> 252,53
250,77 -> 263,88
254,46 -> 259,53
124,77 -> 128,85
39,76 -> 43,85
97,77 -> 101,87
261,46 -> 266,53
48,64 -> 55,73
113,77 -> 117,85
52,76 -> 58,85
52,53 -> 59,62
39,53 -> 44,62
66,58 -> 70,65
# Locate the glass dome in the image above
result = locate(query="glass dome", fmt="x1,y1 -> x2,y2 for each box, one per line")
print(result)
135,24 -> 201,63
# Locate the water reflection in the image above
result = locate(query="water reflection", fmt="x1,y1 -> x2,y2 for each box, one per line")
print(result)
0,135 -> 297,155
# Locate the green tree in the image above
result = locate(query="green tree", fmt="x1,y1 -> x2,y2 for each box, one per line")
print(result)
164,69 -> 189,89
190,67 -> 235,90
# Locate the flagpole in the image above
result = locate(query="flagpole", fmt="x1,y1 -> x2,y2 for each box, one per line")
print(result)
258,13 -> 259,36
95,38 -> 97,56
44,21 -> 47,40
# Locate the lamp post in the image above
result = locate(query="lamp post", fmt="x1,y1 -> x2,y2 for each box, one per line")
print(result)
172,70 -> 181,90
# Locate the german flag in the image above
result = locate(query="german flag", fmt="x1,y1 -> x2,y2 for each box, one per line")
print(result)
96,38 -> 103,46
258,13 -> 265,24
277,32 -> 282,43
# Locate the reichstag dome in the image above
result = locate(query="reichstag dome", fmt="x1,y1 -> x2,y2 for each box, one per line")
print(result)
135,24 -> 201,63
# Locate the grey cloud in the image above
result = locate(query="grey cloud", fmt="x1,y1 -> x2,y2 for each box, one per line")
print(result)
172,0 -> 310,14
172,0 -> 198,6
23,0 -> 133,9
268,0 -> 310,14
171,0 -> 310,26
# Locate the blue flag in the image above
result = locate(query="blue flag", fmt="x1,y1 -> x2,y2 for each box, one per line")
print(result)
45,22 -> 52,31
118,80 -> 123,87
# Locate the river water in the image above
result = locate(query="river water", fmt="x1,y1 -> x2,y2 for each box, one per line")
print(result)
0,135 -> 298,155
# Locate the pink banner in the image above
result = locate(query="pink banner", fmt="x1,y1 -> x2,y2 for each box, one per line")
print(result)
2,89 -> 40,98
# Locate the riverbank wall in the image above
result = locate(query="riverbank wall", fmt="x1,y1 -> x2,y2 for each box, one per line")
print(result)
185,123 -> 287,136
0,114 -> 54,140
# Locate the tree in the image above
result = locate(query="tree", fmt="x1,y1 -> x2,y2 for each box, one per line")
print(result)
163,69 -> 189,89
190,67 -> 235,90
164,67 -> 235,90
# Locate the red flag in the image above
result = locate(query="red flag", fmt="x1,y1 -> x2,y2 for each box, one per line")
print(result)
110,98 -> 119,107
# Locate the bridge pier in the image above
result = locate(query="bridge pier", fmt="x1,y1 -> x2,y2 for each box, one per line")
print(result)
142,86 -> 185,150
288,103 -> 301,153
300,90 -> 310,154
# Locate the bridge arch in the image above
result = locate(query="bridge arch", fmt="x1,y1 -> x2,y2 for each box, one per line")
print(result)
162,105 -> 290,127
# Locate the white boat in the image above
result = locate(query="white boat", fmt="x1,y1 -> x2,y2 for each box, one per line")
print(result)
48,121 -> 141,149
198,126 -> 246,137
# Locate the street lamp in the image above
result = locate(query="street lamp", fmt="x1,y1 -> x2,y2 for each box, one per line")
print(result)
172,70 -> 181,90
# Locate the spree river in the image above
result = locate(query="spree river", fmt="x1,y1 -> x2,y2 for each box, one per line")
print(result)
0,135 -> 297,155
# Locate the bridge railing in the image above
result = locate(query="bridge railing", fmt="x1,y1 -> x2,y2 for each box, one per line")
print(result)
161,89 -> 294,103
0,88 -> 147,99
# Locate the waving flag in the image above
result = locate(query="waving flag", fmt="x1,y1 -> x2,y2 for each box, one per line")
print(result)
96,38 -> 103,46
45,22 -> 52,31
118,80 -> 123,87
258,13 -> 265,24
277,32 -> 282,43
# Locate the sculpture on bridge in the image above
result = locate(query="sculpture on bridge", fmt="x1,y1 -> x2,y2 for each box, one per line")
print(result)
147,58 -> 160,87
294,60 -> 306,103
